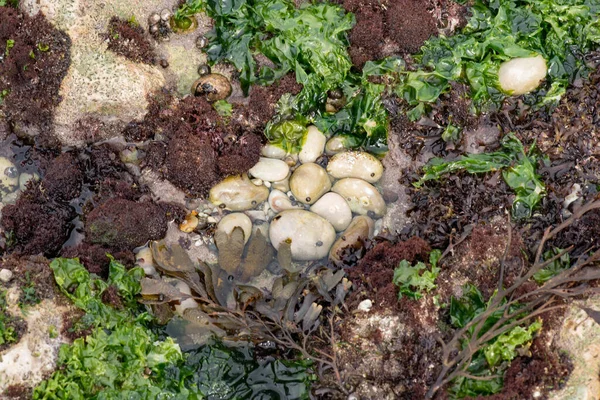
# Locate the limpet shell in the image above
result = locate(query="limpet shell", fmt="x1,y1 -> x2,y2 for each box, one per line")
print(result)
327,151 -> 383,183
191,73 -> 232,102
309,192 -> 352,232
209,174 -> 269,211
269,210 -> 336,261
332,178 -> 386,218
216,212 -> 253,244
329,215 -> 374,262
249,157 -> 290,182
299,125 -> 326,164
289,163 -> 331,205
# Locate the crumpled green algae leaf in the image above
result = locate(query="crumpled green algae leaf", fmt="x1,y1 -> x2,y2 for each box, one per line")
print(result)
393,249 -> 442,300
415,133 -> 545,219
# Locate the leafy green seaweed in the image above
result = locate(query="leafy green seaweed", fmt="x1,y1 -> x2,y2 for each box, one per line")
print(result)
393,249 -> 442,300
448,285 -> 542,398
34,258 -> 313,399
401,0 -> 600,119
175,0 -> 600,154
415,133 -> 545,219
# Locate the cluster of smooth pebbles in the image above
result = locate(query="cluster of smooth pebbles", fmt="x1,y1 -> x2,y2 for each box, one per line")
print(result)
147,9 -> 174,40
175,125 -> 387,266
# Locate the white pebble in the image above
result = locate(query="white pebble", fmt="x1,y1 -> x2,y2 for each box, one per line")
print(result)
249,157 -> 290,182
357,299 -> 372,313
498,55 -> 547,96
309,192 -> 352,232
299,125 -> 326,164
269,210 -> 336,261
261,144 -> 287,159
0,269 -> 13,283
332,178 -> 387,218
327,151 -> 384,183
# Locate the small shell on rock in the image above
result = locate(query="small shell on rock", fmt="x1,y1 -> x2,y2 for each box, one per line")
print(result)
160,8 -> 172,22
191,73 -> 232,102
332,178 -> 386,218
209,174 -> 269,211
299,125 -> 326,164
309,192 -> 352,232
0,157 -> 19,190
148,12 -> 161,26
329,215 -> 374,263
196,35 -> 209,49
216,212 -> 253,244
249,157 -> 290,182
327,151 -> 383,183
269,210 -> 336,261
269,189 -> 303,213
179,211 -> 199,233
198,64 -> 211,76
289,163 -> 331,205
325,136 -> 346,155
261,144 -> 287,160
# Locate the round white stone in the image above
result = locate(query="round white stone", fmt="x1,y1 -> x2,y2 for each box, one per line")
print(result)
269,210 -> 336,261
498,55 -> 547,96
309,192 -> 352,232
249,157 -> 290,182
299,125 -> 326,164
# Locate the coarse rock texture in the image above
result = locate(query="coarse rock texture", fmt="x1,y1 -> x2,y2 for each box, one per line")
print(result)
19,0 -> 168,147
0,295 -> 71,394
84,197 -> 168,250
551,297 -> 600,400
378,128 -> 412,235
0,255 -> 72,395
